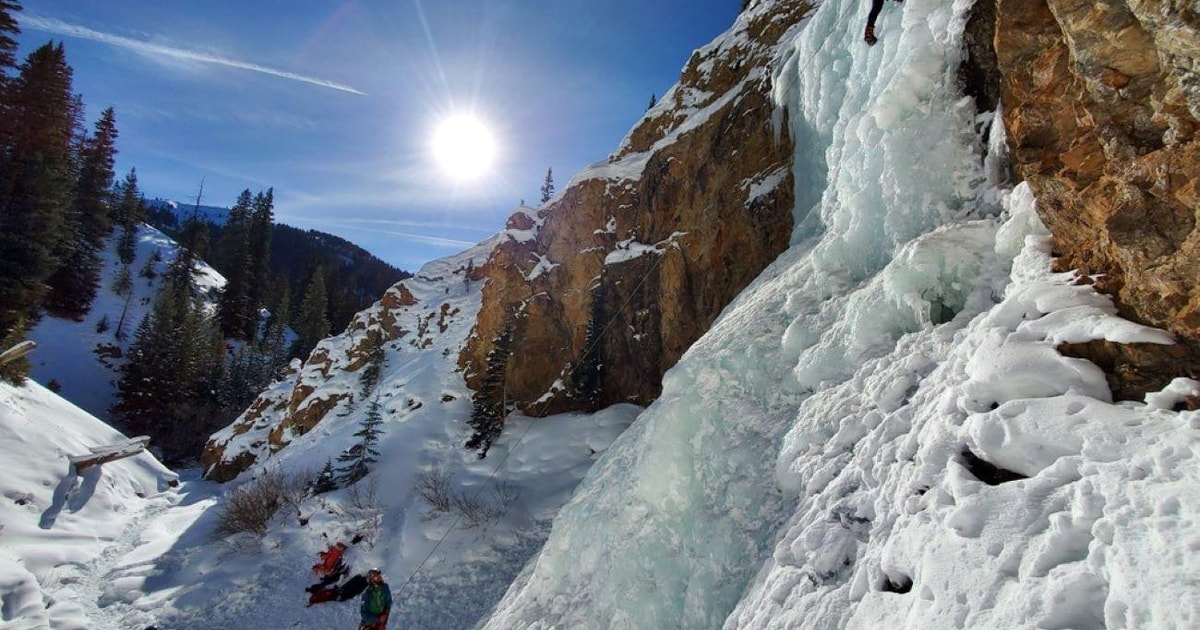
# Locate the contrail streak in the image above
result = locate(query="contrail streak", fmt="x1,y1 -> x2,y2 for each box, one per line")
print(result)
329,222 -> 478,248
20,14 -> 366,95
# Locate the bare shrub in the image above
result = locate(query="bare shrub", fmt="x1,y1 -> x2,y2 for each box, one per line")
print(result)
412,467 -> 520,529
451,481 -> 520,529
214,468 -> 308,539
346,475 -> 382,546
347,474 -> 379,512
492,481 -> 519,511
414,469 -> 454,515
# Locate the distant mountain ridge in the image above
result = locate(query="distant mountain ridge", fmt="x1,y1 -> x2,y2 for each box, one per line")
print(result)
145,197 -> 411,331
145,197 -> 232,226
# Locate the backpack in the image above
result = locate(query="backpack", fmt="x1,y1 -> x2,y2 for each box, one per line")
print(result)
365,585 -> 387,615
338,574 -> 369,601
307,586 -> 338,606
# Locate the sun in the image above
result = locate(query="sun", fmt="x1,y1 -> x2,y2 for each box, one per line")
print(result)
431,114 -> 497,180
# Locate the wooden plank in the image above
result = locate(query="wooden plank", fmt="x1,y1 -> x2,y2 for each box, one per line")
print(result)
70,438 -> 150,473
0,340 -> 36,365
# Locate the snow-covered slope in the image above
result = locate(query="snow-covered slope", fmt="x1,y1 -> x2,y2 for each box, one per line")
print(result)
0,380 -> 177,629
26,225 -> 224,422
46,237 -> 634,629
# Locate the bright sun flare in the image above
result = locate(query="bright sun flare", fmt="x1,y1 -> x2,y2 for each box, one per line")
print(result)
432,114 -> 497,180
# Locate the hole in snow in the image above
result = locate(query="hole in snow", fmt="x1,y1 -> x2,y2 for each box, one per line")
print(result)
881,573 -> 913,594
960,447 -> 1028,486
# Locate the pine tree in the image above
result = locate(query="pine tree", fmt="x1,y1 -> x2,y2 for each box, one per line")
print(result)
163,181 -> 212,296
0,1 -> 22,149
166,210 -> 209,296
246,189 -> 273,335
75,107 -> 117,243
465,318 -> 515,457
0,42 -> 80,360
113,311 -> 176,439
44,108 -> 119,319
113,169 -> 144,266
216,342 -> 272,417
262,277 -> 291,369
111,279 -> 223,461
261,277 -> 289,364
337,395 -> 384,485
216,190 -> 253,338
540,167 -> 554,204
111,265 -> 133,296
291,266 -> 329,359
312,459 -> 338,494
573,280 -> 606,407
0,1 -> 20,75
112,168 -> 144,229
139,250 -> 160,282
42,231 -> 101,320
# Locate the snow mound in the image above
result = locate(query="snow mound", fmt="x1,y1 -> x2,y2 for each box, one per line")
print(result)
0,380 -> 176,629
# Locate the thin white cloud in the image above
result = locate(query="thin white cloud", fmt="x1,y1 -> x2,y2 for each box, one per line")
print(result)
300,219 -> 480,248
373,230 -> 478,248
20,14 -> 366,95
323,217 -> 495,233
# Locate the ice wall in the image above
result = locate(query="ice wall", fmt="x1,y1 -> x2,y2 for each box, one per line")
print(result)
724,186 -> 1197,629
480,0 -> 1009,626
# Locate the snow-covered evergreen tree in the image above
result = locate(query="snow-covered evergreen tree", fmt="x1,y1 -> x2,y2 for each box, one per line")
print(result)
466,318 -> 515,457
312,459 -> 338,494
572,280 -> 605,407
336,395 -> 384,485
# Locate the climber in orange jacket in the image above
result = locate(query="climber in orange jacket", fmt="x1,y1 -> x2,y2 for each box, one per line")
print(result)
306,541 -> 350,605
313,541 -> 349,577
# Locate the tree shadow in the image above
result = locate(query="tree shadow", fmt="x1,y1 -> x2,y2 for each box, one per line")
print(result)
39,465 -> 103,529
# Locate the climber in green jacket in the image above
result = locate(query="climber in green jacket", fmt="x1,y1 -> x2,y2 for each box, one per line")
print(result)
865,0 -> 903,46
358,568 -> 393,629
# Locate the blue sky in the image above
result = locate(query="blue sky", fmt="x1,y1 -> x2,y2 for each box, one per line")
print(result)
12,1 -> 739,272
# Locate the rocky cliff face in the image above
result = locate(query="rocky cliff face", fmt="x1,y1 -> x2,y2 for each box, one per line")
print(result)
459,3 -> 810,415
200,248 -> 490,482
203,0 -> 1200,480
995,0 -> 1200,396
200,4 -> 809,481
